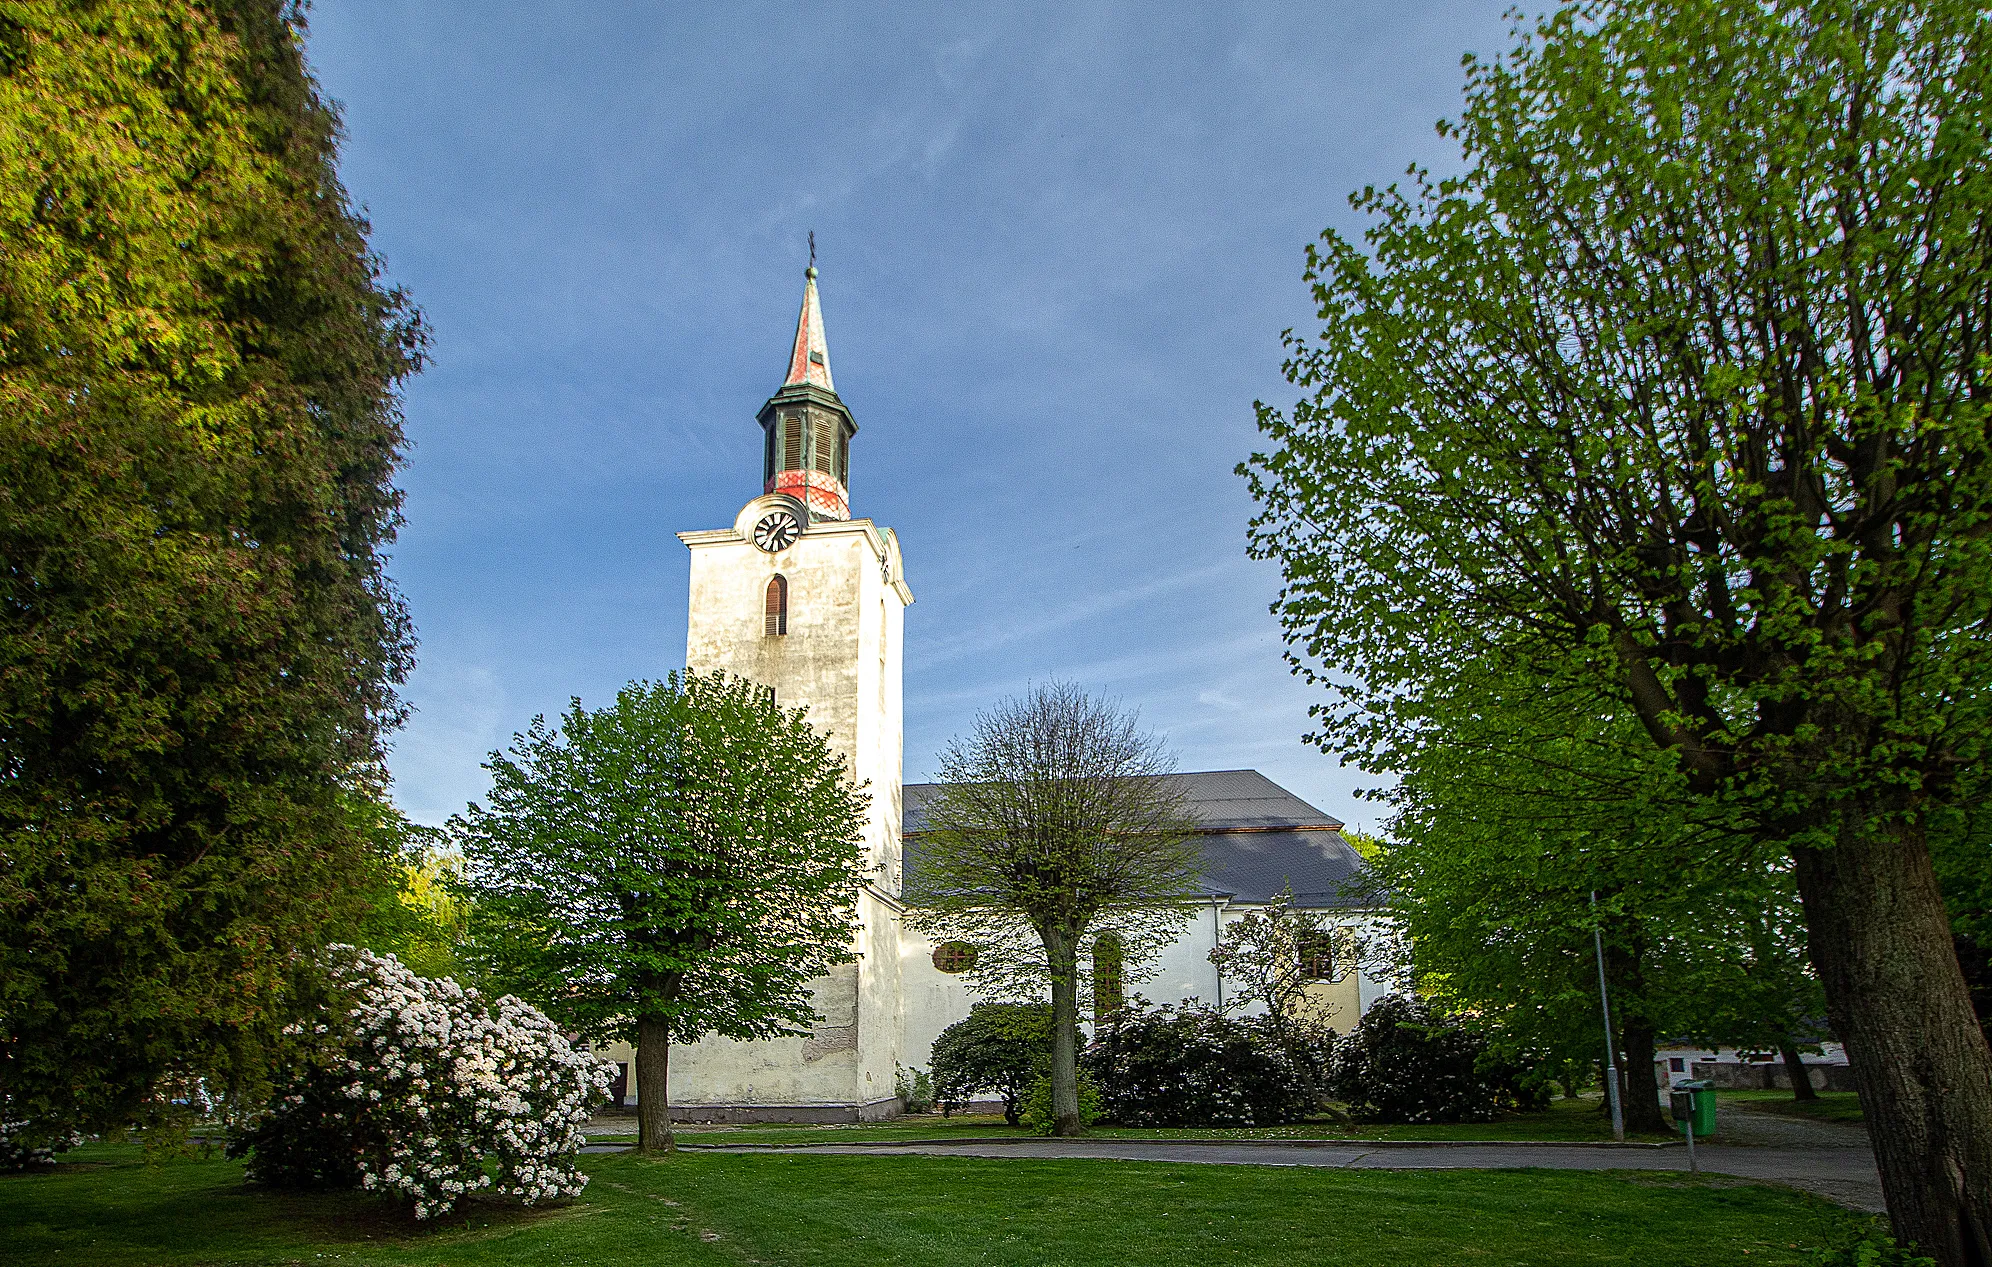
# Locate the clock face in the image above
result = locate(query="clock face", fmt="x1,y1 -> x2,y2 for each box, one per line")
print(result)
752,510 -> 802,553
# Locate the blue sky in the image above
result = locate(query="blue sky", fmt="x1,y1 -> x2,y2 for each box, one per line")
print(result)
303,1 -> 1515,829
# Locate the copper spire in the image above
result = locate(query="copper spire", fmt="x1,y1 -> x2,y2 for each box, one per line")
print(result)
782,253 -> 835,393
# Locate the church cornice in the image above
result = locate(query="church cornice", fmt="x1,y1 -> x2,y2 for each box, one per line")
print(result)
756,382 -> 857,433
677,504 -> 914,605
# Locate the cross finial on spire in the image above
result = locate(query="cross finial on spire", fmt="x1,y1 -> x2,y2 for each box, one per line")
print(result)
809,230 -> 816,270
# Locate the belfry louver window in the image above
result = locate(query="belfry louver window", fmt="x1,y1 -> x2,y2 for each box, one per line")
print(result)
765,575 -> 788,636
814,417 -> 835,475
784,416 -> 803,471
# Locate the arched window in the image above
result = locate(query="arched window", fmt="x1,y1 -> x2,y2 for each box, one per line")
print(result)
1092,933 -> 1124,1022
765,575 -> 788,636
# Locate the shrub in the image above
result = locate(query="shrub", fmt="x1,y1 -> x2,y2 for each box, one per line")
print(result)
1019,1072 -> 1103,1134
229,946 -> 613,1219
930,1002 -> 1062,1125
1082,1000 -> 1326,1127
1808,1222 -> 1938,1266
895,1063 -> 936,1114
0,1113 -> 81,1171
1328,994 -> 1536,1124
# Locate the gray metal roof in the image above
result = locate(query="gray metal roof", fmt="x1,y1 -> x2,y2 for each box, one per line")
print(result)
900,769 -> 1369,909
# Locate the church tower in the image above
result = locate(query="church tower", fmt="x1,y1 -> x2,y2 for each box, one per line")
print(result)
669,265 -> 912,1118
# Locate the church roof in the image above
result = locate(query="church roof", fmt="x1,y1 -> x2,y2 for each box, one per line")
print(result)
783,267 -> 835,392
900,769 -> 1371,909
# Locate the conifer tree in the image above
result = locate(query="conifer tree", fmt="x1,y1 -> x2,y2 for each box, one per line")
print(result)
0,1 -> 422,1143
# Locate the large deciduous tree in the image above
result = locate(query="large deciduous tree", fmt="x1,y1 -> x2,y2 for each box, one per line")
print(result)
0,2 -> 421,1142
906,682 -> 1200,1137
453,672 -> 871,1154
1243,2 -> 1992,1257
1368,656 -> 1827,1133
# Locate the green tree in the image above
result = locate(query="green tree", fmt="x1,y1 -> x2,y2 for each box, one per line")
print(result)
1242,1 -> 1992,1255
906,682 -> 1201,1137
453,672 -> 871,1154
0,2 -> 422,1144
349,793 -> 468,981
1207,884 -> 1348,1038
1369,656 -> 1829,1131
928,1002 -> 1059,1126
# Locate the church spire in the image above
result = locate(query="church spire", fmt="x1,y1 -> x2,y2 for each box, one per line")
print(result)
783,259 -> 835,392
758,253 -> 856,522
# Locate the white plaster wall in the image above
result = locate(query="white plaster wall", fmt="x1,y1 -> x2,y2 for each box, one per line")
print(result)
657,497 -> 910,1111
1133,903 -> 1382,1032
898,917 -> 981,1072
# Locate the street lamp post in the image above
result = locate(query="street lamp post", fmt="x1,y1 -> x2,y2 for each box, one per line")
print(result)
1591,890 -> 1625,1142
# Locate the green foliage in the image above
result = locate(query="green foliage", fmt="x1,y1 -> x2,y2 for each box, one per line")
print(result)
0,1 -> 423,1143
1019,1071 -> 1102,1135
1808,1225 -> 1939,1267
453,671 -> 871,1049
906,682 -> 1202,1135
893,1064 -> 935,1115
1367,660 -> 1826,1082
928,1001 -> 1059,1125
1083,1000 -> 1329,1127
1328,995 -> 1543,1125
1241,0 -> 1992,1245
348,794 -> 467,981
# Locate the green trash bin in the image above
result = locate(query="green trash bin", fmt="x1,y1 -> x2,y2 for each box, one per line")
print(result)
1677,1079 -> 1717,1138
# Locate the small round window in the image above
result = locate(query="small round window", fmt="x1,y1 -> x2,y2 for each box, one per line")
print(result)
932,942 -> 977,974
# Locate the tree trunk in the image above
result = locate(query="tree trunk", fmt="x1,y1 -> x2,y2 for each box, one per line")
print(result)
636,1015 -> 675,1154
1793,826 -> 1992,1267
1780,1043 -> 1820,1102
1619,1022 -> 1669,1135
1044,927 -> 1084,1137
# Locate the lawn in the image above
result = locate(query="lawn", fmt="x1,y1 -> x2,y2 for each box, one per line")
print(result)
1719,1090 -> 1866,1126
0,1139 -> 1870,1266
592,1095 -> 1674,1147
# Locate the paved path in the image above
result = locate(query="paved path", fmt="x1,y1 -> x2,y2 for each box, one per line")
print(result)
584,1102 -> 1884,1212
695,1136 -> 1881,1212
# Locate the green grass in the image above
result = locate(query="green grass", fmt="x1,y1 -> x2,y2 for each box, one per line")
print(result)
0,1139 -> 1870,1266
1719,1089 -> 1867,1125
592,1095 -> 1673,1147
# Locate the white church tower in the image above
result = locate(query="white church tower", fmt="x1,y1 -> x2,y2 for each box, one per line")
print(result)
666,264 -> 913,1120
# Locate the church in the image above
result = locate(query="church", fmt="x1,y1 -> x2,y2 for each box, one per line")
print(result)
600,267 -> 1394,1120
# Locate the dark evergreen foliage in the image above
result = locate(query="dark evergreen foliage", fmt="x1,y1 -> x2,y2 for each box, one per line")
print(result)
928,1002 -> 1059,1126
0,1 -> 423,1147
1327,996 -> 1546,1125
1083,1001 -> 1328,1128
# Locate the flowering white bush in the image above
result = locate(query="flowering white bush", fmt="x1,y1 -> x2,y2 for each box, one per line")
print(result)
0,1113 -> 82,1170
232,945 -> 614,1219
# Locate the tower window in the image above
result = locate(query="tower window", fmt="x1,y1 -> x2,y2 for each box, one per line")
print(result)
837,431 -> 849,484
783,416 -> 803,471
814,417 -> 835,475
765,575 -> 788,636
